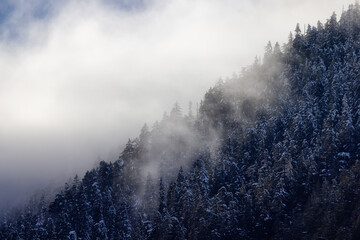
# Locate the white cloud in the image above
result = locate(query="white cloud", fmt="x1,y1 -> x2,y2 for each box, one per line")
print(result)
0,0 -> 354,206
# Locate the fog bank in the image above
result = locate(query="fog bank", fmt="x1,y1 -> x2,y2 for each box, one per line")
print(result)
0,0 -> 353,208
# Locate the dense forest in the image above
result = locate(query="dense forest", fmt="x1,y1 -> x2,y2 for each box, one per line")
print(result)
2,3 -> 360,240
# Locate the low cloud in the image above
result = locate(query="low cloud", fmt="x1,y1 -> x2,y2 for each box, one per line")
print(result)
0,0 -> 352,208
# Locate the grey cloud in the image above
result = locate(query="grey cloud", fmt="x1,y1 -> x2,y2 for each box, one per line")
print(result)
0,0 -> 353,208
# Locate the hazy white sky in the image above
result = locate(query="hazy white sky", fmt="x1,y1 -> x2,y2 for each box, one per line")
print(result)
0,0 -> 355,206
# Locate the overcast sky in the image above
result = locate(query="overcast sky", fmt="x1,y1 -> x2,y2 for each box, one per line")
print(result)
0,0 -> 355,207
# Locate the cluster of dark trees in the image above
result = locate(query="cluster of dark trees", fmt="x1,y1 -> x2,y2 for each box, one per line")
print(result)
2,3 -> 360,240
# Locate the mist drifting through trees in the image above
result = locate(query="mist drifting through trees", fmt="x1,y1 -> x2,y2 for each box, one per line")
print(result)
0,0 -> 354,209
2,0 -> 360,240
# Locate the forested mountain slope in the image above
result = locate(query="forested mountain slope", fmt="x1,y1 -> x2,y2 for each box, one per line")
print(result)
2,3 -> 360,240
